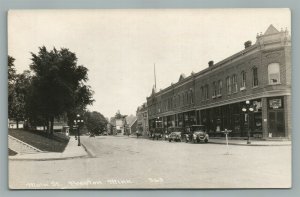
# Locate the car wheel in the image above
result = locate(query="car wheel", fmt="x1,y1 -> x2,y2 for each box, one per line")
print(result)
204,139 -> 208,143
169,139 -> 171,142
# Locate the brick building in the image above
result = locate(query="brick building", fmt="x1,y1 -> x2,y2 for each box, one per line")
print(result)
147,25 -> 291,139
136,103 -> 149,137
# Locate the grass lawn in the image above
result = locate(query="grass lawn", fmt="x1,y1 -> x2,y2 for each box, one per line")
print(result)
9,129 -> 69,152
8,148 -> 17,156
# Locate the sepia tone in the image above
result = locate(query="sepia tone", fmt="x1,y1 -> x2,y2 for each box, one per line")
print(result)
8,9 -> 291,189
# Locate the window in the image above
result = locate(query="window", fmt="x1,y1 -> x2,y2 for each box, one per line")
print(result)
226,77 -> 231,94
201,86 -> 204,101
232,74 -> 238,93
205,84 -> 209,100
190,90 -> 194,104
185,92 -> 188,105
268,63 -> 280,84
212,81 -> 217,98
253,67 -> 258,87
241,71 -> 246,89
217,80 -> 222,96
173,96 -> 176,108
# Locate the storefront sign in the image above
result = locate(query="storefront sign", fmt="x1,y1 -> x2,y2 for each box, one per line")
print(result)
269,99 -> 282,109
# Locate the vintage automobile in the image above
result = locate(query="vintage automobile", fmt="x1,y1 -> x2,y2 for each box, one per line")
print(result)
151,128 -> 164,140
189,125 -> 209,143
165,127 -> 182,140
168,131 -> 182,142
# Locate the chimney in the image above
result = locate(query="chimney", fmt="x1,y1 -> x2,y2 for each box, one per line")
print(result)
208,61 -> 214,67
244,40 -> 252,49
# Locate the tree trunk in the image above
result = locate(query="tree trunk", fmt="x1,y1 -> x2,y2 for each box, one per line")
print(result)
50,116 -> 54,135
16,120 -> 19,129
48,119 -> 51,134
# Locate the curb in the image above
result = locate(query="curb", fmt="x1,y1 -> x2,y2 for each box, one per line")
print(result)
8,154 -> 88,161
9,142 -> 89,161
208,141 -> 291,146
80,142 -> 96,158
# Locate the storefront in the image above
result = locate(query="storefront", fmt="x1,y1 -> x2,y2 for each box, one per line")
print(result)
199,99 -> 263,138
267,96 -> 285,137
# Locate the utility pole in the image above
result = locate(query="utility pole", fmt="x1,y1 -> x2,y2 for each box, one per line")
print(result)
154,63 -> 157,90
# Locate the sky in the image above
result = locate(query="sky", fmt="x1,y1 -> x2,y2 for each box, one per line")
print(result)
8,9 -> 291,118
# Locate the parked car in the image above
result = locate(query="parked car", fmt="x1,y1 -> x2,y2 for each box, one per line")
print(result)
151,128 -> 163,140
168,132 -> 182,142
166,127 -> 185,141
189,125 -> 209,143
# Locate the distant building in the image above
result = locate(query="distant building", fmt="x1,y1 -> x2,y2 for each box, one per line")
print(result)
130,119 -> 138,134
125,115 -> 137,135
108,114 -> 137,135
136,103 -> 149,137
147,25 -> 291,139
8,119 -> 24,129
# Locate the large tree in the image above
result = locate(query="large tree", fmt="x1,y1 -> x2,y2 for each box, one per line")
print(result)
84,111 -> 108,135
11,71 -> 32,128
8,56 -> 32,128
29,46 -> 94,134
8,56 -> 16,119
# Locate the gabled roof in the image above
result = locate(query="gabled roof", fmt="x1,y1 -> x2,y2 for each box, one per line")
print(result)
264,24 -> 280,35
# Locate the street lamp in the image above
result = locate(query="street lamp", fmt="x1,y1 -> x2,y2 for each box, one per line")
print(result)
242,100 -> 254,144
74,114 -> 84,146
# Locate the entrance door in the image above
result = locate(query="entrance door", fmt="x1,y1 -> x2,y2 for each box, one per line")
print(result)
268,111 -> 285,137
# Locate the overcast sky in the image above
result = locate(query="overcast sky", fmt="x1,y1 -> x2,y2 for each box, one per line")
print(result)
8,9 -> 291,118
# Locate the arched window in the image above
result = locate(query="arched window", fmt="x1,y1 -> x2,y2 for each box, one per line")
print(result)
268,63 -> 280,84
252,67 -> 258,87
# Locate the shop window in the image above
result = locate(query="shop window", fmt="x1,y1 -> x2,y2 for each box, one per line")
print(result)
241,71 -> 246,90
252,67 -> 258,87
268,63 -> 280,84
232,74 -> 238,93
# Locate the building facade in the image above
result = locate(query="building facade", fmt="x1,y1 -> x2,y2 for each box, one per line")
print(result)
147,25 -> 291,139
136,103 -> 149,137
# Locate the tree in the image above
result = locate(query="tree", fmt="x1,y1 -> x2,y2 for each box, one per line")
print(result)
115,110 -> 126,119
8,56 -> 32,129
29,46 -> 94,134
84,111 -> 108,135
11,71 -> 32,128
8,56 -> 16,120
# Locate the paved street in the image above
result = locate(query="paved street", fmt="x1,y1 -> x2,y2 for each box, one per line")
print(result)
9,136 -> 291,189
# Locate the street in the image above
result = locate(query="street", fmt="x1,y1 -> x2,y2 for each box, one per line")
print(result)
9,136 -> 291,189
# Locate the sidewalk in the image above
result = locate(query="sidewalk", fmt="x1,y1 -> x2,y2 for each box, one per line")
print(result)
127,135 -> 291,146
9,137 -> 88,161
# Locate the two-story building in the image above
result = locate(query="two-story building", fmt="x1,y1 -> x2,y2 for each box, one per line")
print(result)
136,103 -> 149,137
147,25 -> 291,139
